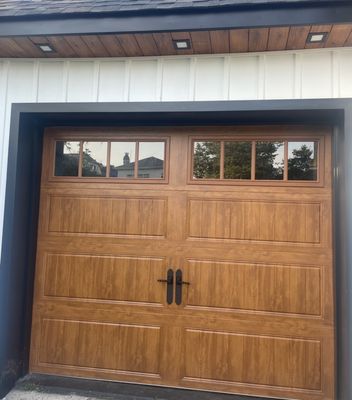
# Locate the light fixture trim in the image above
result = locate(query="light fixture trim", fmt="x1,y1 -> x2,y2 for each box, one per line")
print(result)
307,32 -> 329,44
37,44 -> 55,53
173,39 -> 192,50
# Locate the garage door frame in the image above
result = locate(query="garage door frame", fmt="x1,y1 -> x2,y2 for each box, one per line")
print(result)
0,99 -> 350,399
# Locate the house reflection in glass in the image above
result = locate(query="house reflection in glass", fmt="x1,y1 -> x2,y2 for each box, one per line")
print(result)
111,152 -> 164,178
110,141 -> 164,179
55,140 -> 165,179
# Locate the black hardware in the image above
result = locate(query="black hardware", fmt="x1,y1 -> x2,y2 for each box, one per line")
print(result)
175,269 -> 190,305
157,269 -> 174,305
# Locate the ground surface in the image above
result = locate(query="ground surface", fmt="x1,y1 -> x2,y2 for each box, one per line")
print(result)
6,392 -> 91,400
3,375 -> 266,400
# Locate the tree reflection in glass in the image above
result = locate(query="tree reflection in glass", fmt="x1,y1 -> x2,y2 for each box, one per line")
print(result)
193,141 -> 220,179
255,141 -> 284,180
55,141 -> 80,176
224,141 -> 251,179
82,142 -> 107,177
288,141 -> 317,180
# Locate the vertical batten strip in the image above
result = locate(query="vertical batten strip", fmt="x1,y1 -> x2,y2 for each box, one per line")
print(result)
32,60 -> 40,102
0,60 -> 10,252
332,51 -> 340,98
93,60 -> 100,102
293,53 -> 302,99
62,60 -> 70,102
0,60 -> 10,201
156,58 -> 163,101
223,56 -> 231,100
0,60 -> 10,251
125,59 -> 131,102
0,60 -> 9,160
258,54 -> 265,100
188,57 -> 197,101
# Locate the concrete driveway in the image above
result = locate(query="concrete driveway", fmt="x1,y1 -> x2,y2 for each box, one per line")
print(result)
5,391 -> 93,400
2,375 -> 265,400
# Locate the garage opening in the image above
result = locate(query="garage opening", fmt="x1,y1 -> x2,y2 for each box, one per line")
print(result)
29,125 -> 335,400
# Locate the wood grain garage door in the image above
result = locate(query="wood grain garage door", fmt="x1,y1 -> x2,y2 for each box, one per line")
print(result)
30,126 -> 335,400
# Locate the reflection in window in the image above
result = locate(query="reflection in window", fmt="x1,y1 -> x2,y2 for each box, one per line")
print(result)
138,142 -> 165,179
193,141 -> 220,179
110,142 -> 136,178
288,141 -> 318,180
55,141 -> 80,176
82,142 -> 107,177
224,141 -> 251,179
255,141 -> 284,180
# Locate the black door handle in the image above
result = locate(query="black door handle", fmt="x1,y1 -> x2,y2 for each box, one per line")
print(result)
175,269 -> 190,305
157,268 -> 174,304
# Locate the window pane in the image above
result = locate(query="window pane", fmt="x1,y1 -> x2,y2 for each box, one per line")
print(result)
255,141 -> 284,180
138,142 -> 165,179
82,142 -> 107,177
288,141 -> 318,180
55,141 -> 80,176
193,141 -> 220,179
110,142 -> 136,178
224,141 -> 251,179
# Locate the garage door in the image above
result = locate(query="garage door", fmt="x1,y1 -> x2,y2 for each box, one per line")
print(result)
30,126 -> 335,400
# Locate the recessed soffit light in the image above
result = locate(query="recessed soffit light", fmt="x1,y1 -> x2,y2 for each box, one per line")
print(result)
307,32 -> 329,44
37,44 -> 55,53
173,39 -> 192,50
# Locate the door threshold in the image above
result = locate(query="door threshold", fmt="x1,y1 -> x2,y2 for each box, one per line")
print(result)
10,374 -> 280,400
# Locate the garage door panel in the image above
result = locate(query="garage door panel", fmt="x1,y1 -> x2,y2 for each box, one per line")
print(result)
37,238 -> 331,267
38,318 -> 161,376
185,260 -> 322,316
188,199 -> 321,244
184,329 -> 321,391
43,253 -> 166,306
47,195 -> 167,237
30,127 -> 334,400
33,302 -> 334,341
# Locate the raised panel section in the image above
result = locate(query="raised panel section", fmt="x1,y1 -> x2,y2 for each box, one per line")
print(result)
48,195 -> 167,237
184,330 -> 321,391
44,253 -> 165,305
186,260 -> 321,315
39,319 -> 161,375
188,199 -> 320,244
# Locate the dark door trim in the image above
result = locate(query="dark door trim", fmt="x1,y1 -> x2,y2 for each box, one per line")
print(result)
0,99 -> 351,400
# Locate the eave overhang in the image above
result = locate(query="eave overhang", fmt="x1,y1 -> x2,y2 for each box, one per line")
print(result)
0,1 -> 352,58
0,2 -> 352,37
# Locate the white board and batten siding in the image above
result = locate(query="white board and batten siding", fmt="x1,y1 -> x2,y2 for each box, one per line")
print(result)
0,48 -> 352,249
